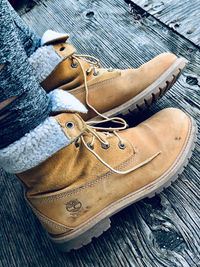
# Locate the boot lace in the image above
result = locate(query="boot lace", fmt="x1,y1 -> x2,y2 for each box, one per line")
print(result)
71,54 -> 116,120
70,55 -> 161,174
74,117 -> 161,175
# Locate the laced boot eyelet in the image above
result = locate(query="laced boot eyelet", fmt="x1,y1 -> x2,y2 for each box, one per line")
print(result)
118,141 -> 126,150
71,59 -> 78,68
66,122 -> 74,129
59,47 -> 65,51
75,139 -> 80,148
71,62 -> 78,68
101,143 -> 110,149
86,69 -> 90,75
87,142 -> 94,150
93,71 -> 99,76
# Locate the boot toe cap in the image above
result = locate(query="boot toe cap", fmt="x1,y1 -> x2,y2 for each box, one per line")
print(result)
139,52 -> 178,79
120,108 -> 194,176
143,108 -> 192,153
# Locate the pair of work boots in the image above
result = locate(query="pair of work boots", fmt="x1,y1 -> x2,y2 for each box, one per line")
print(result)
2,31 -> 197,252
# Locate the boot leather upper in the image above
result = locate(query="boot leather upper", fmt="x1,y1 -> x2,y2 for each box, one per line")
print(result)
17,108 -> 191,235
41,41 -> 177,120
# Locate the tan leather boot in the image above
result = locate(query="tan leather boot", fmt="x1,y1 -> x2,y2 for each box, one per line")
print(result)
40,31 -> 188,121
13,108 -> 196,252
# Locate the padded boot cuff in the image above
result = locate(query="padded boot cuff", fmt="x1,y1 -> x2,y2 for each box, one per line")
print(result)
49,89 -> 87,113
28,45 -> 62,83
29,30 -> 71,83
41,30 -> 69,46
0,90 -> 87,173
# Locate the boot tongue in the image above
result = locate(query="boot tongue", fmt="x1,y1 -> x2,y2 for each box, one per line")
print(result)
53,42 -> 76,58
41,30 -> 76,58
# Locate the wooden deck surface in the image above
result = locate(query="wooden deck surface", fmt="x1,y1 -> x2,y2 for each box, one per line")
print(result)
129,0 -> 200,47
1,0 -> 200,266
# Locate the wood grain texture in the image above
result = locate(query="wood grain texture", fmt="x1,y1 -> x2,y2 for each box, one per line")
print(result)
1,0 -> 200,266
129,0 -> 200,47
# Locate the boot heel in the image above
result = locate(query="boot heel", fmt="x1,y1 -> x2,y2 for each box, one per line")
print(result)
51,217 -> 111,252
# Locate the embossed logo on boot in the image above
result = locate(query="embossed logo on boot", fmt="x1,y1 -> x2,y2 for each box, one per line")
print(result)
66,199 -> 82,212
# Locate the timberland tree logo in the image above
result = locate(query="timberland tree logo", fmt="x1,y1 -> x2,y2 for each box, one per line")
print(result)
66,199 -> 82,212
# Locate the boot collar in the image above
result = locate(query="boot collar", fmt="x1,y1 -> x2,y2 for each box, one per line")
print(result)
41,29 -> 76,59
41,30 -> 70,46
0,90 -> 87,173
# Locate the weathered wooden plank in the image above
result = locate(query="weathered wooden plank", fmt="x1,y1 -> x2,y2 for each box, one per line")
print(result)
129,0 -> 200,47
1,0 -> 200,266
